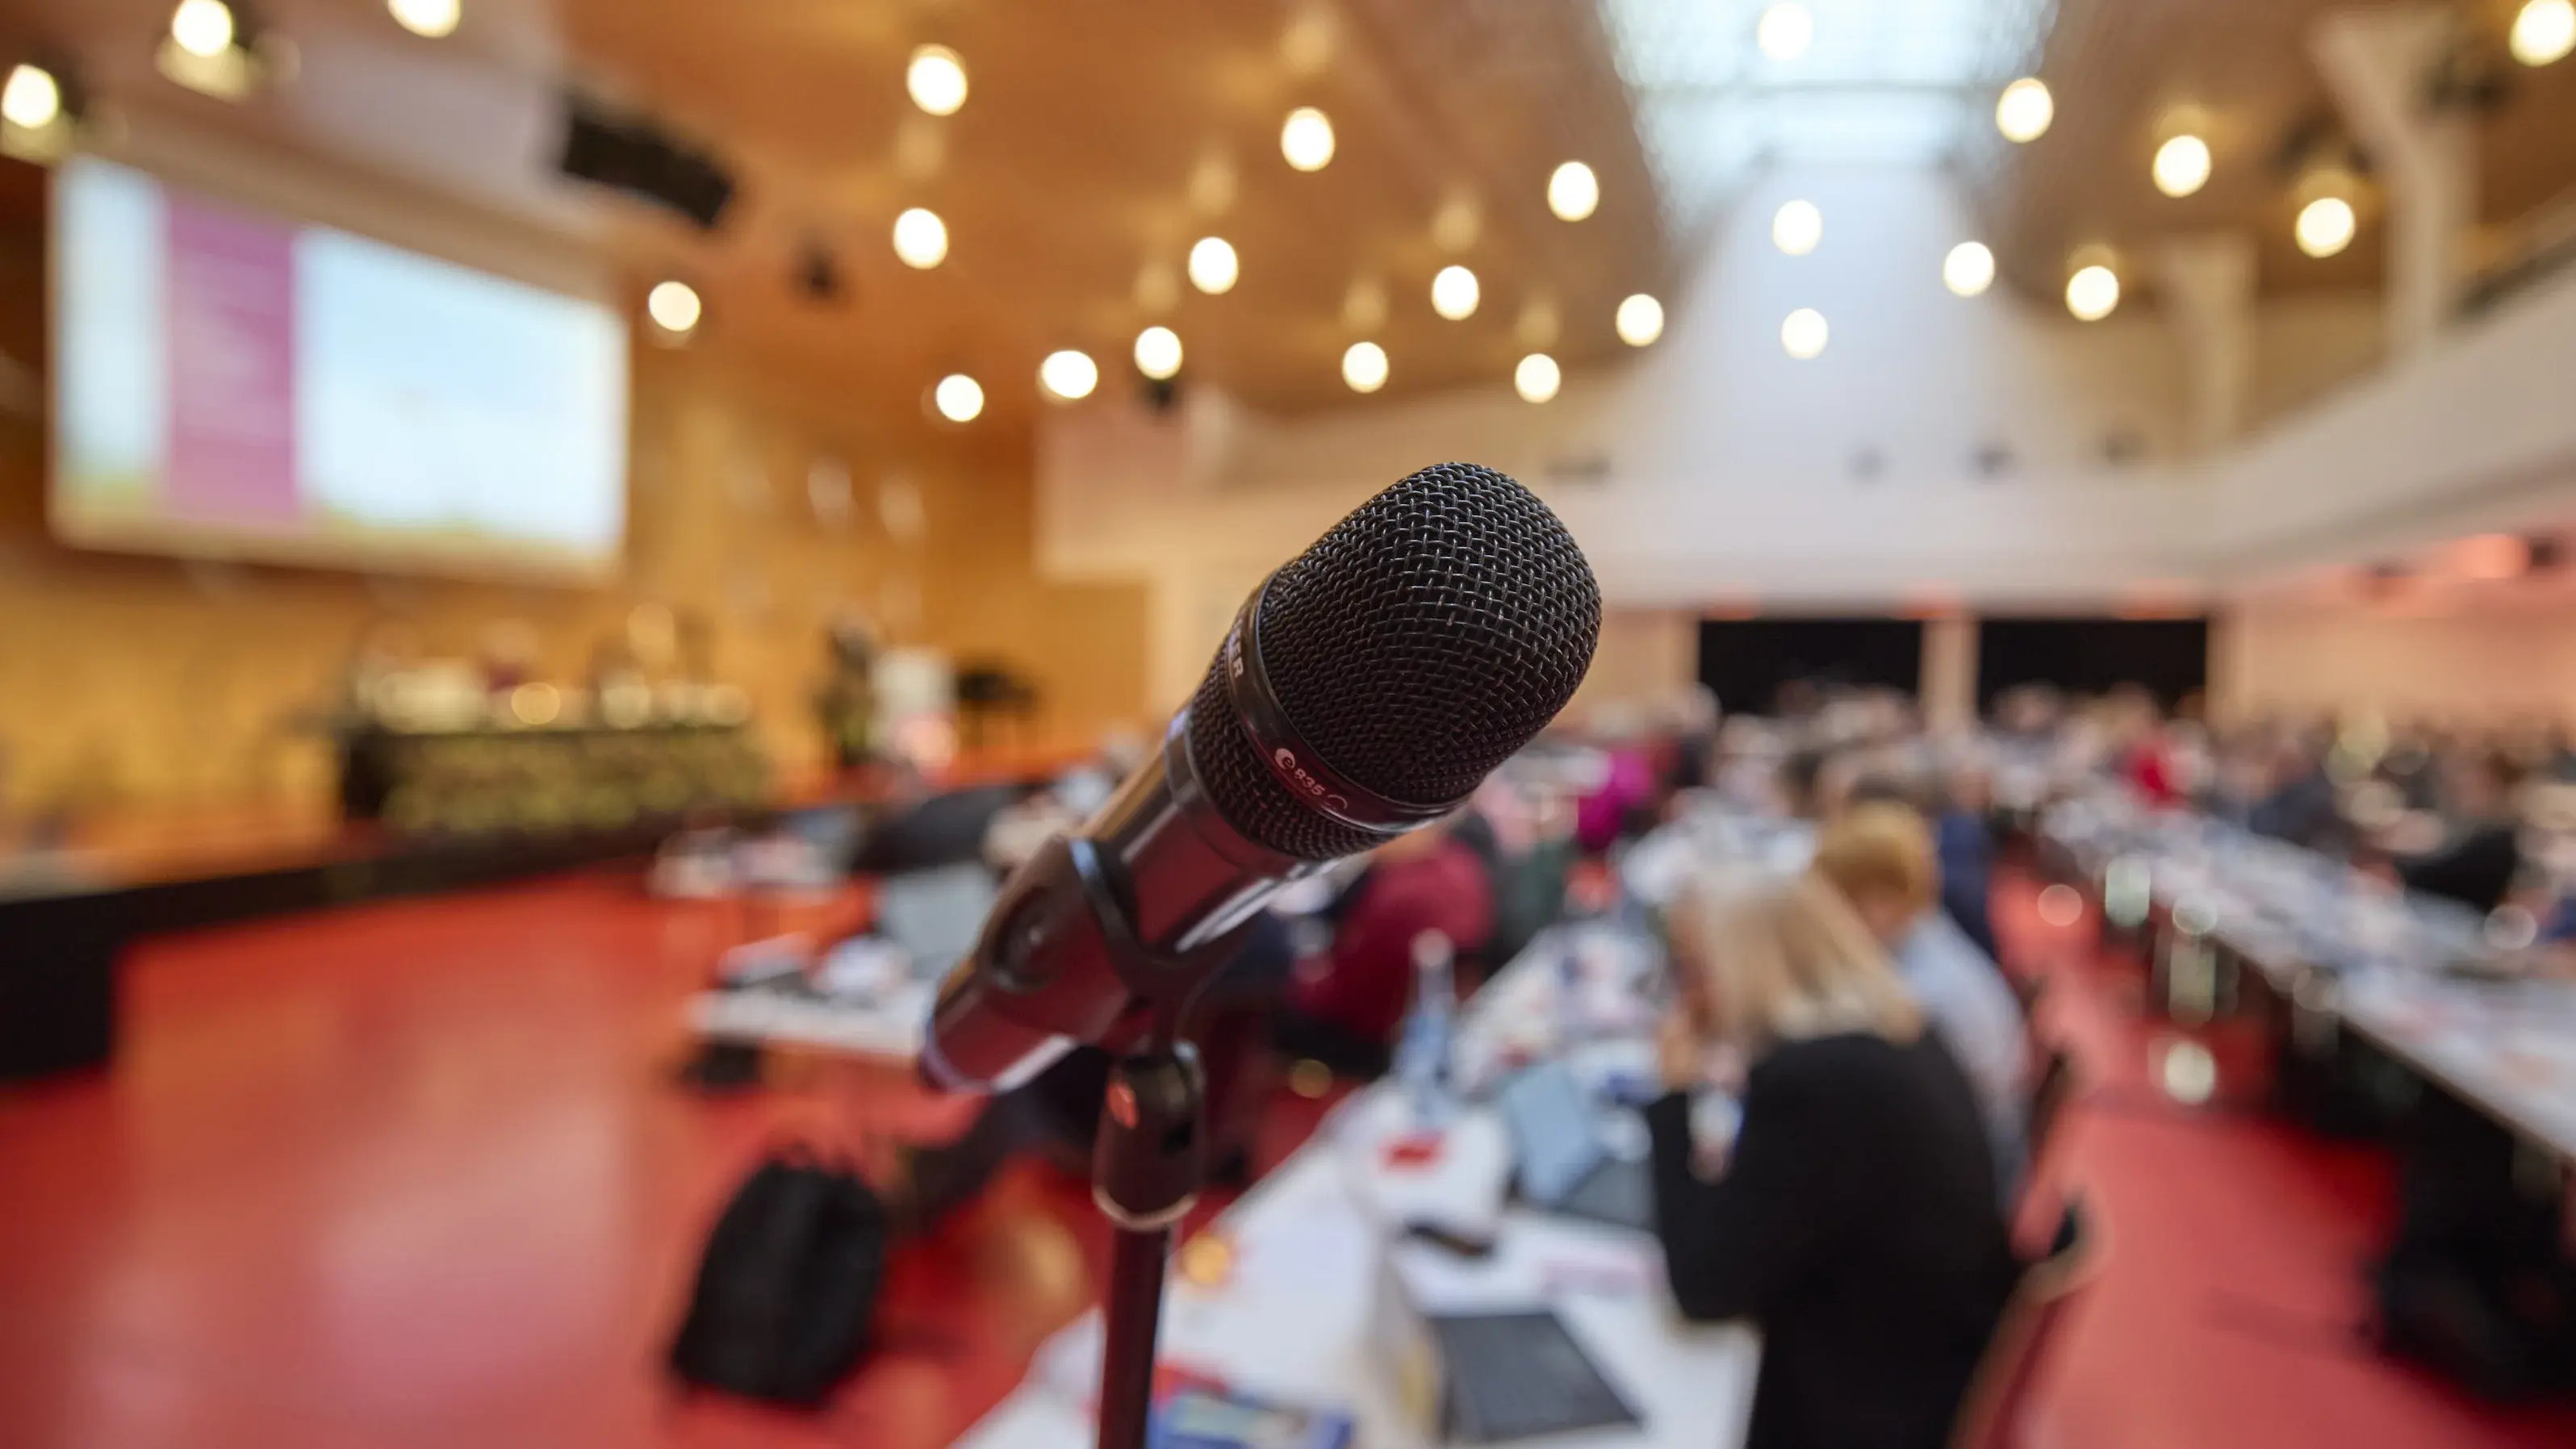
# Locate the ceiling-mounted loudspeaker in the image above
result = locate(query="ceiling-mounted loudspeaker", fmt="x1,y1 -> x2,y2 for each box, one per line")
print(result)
795,240 -> 844,303
557,92 -> 736,230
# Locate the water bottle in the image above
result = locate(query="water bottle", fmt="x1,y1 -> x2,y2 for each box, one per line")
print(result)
1396,929 -> 1457,1126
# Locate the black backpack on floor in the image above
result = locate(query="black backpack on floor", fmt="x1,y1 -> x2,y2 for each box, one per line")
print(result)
668,1148 -> 889,1405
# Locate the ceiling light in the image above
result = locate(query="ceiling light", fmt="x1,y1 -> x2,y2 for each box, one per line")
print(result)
1942,241 -> 1995,297
1771,198 -> 1822,255
2512,0 -> 2575,66
1615,293 -> 1664,347
1,65 -> 61,130
908,45 -> 968,115
1514,353 -> 1561,403
1342,340 -> 1388,393
1547,161 -> 1599,221
1039,349 -> 1098,401
892,207 -> 947,269
1996,77 -> 2053,143
171,0 -> 236,59
1188,236 -> 1239,294
1779,307 -> 1828,359
2295,196 -> 2356,257
646,280 -> 700,335
1756,3 -> 1813,61
2065,265 -> 2119,321
934,374 -> 984,423
1430,265 -> 1479,320
2152,134 -> 2211,198
1135,325 -> 1183,380
387,0 -> 460,39
1281,106 -> 1335,171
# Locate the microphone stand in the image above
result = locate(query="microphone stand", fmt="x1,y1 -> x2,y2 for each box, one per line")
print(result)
1091,1025 -> 1202,1449
1064,838 -> 1248,1449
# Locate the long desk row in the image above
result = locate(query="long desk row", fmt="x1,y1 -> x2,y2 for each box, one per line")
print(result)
2041,794 -> 2576,1165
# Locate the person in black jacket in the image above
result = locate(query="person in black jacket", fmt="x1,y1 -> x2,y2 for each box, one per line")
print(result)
2392,748 -> 2524,915
1647,874 -> 2019,1449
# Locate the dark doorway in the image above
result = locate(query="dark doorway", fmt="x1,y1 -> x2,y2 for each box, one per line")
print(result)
1697,618 -> 1926,715
1976,617 -> 2210,711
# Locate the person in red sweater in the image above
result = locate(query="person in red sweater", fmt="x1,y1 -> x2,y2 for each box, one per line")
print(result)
1275,823 -> 1495,1078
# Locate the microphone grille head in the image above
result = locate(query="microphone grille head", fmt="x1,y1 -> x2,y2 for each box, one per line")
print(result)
1187,462 -> 1599,859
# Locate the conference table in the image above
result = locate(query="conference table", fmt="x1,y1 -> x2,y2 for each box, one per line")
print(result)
2039,792 -> 2576,1167
681,855 -> 1763,1446
951,917 -> 1762,1449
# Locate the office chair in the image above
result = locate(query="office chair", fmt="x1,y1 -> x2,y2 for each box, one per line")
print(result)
1950,1196 -> 2104,1449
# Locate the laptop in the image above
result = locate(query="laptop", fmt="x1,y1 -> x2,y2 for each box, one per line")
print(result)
872,862 -> 1000,978
1495,1061 -> 1655,1233
1370,1243 -> 1641,1445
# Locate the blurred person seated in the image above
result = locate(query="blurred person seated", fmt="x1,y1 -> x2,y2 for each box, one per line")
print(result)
1809,803 -> 2030,1200
2243,729 -> 2352,856
1574,705 -> 1657,854
1933,763 -> 2005,963
1775,747 -> 1833,821
1792,746 -> 1903,826
1459,775 -> 1576,971
1658,684 -> 1724,797
2387,748 -> 2524,915
2110,689 -> 2185,808
2377,725 -> 2444,812
1274,820 -> 1495,1078
1649,874 -> 2017,1449
1834,768 -> 1999,962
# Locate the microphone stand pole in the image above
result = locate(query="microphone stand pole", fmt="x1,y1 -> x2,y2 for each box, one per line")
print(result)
1065,840 -> 1244,1449
1090,1028 -> 1202,1449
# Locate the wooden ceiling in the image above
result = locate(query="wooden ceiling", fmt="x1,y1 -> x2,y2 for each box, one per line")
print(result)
1981,0 -> 2576,302
6,0 -> 2576,423
0,0 -> 1670,429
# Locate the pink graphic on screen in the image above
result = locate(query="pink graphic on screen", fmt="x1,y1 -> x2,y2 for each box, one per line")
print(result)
162,194 -> 300,524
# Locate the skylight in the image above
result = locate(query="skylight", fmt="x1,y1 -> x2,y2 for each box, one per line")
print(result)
1600,0 -> 2058,228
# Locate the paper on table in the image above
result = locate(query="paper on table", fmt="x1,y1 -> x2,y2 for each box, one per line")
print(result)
1333,1096 -> 1512,1238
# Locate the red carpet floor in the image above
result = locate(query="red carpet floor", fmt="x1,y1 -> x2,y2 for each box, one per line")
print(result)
1,866 -> 2571,1448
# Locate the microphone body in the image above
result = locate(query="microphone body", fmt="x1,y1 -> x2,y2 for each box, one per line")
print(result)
921,709 -> 1313,1091
922,462 -> 1602,1092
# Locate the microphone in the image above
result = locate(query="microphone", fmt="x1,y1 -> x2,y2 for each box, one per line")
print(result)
920,461 -> 1600,1092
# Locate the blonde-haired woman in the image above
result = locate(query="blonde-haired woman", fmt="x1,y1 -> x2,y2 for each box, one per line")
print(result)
1649,873 -> 2015,1449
